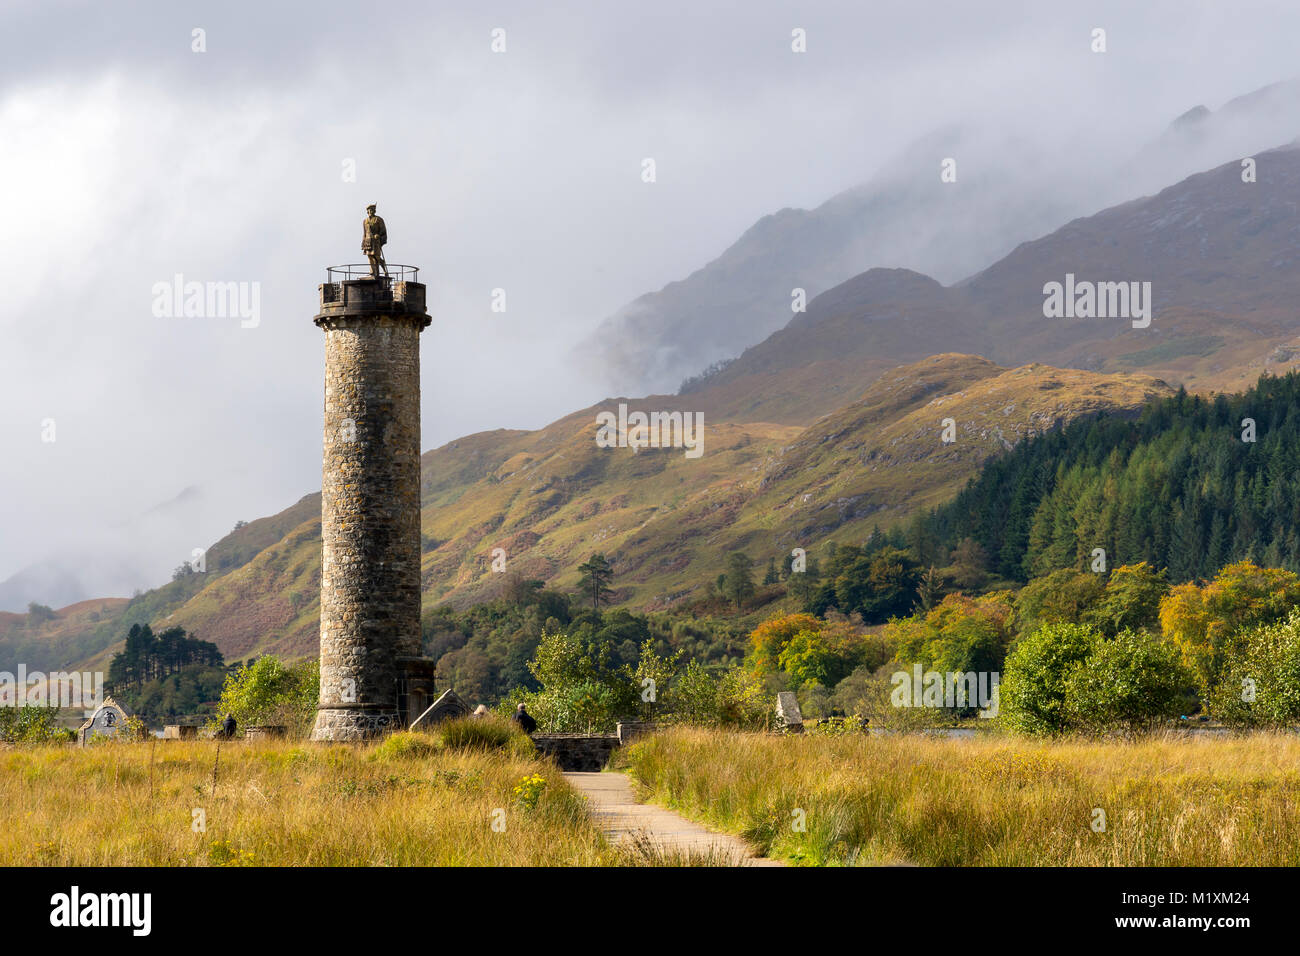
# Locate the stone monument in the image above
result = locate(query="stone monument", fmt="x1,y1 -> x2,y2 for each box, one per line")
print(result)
775,691 -> 804,734
78,696 -> 139,746
310,218 -> 437,741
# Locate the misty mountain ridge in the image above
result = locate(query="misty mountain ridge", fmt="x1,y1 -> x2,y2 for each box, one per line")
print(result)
576,77 -> 1300,399
688,142 -> 1300,420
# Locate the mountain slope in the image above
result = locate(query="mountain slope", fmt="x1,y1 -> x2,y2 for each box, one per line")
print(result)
574,126 -> 1083,397
924,368 -> 1300,583
686,144 -> 1300,421
0,494 -> 321,672
137,355 -> 1169,662
576,80 -> 1300,398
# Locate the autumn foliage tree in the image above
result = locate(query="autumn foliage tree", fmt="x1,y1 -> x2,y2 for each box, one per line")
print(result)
1158,560 -> 1300,698
747,613 -> 823,679
1087,562 -> 1169,636
888,592 -> 1015,675
746,612 -> 878,689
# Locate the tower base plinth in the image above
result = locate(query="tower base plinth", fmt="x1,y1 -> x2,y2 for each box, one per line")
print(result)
311,707 -> 402,742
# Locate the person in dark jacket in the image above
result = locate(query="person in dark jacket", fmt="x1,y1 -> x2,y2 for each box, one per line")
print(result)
512,703 -> 537,734
216,713 -> 236,739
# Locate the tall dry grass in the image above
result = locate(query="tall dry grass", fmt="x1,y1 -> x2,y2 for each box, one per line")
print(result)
617,727 -> 1300,866
0,733 -> 615,866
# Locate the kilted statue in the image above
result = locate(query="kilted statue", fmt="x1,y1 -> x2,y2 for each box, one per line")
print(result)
362,203 -> 388,279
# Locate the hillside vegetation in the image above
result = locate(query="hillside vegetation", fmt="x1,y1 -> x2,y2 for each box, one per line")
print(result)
924,369 -> 1300,582
129,355 -> 1167,664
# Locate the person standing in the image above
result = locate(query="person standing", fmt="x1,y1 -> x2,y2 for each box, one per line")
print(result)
512,703 -> 537,734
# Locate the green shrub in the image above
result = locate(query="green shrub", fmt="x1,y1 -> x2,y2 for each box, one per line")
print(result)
511,680 -> 624,734
1063,629 -> 1190,734
830,664 -> 949,731
999,622 -> 1097,736
437,716 -> 534,757
1210,609 -> 1300,728
0,705 -> 71,743
671,660 -> 719,725
372,731 -> 439,760
715,666 -> 770,730
212,656 -> 319,737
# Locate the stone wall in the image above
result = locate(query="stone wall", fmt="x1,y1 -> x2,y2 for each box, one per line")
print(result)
531,734 -> 621,771
616,721 -> 655,745
245,725 -> 287,740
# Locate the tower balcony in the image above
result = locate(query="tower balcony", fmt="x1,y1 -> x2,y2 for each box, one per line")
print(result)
316,263 -> 429,328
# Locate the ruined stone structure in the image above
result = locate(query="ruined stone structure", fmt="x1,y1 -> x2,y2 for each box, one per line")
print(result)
311,266 -> 437,741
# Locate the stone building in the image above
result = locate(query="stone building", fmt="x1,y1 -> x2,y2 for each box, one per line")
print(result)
310,265 -> 438,741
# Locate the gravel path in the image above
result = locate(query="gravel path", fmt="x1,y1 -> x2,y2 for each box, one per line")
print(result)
564,770 -> 784,867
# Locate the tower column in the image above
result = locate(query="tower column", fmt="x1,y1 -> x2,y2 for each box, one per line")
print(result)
311,273 -> 432,741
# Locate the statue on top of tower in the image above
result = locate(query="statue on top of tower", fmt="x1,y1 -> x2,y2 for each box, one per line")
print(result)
362,204 -> 388,279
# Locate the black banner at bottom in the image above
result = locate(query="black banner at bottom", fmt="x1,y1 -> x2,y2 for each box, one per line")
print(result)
1,865 -> 1275,943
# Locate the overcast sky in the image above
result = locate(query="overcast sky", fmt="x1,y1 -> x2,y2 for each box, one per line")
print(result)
2,0 -> 1299,600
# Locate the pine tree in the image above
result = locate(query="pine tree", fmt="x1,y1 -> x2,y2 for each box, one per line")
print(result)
577,554 -> 614,611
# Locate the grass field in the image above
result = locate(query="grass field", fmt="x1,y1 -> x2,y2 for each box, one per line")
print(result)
0,726 -> 622,866
12,724 -> 1299,867
616,727 -> 1300,866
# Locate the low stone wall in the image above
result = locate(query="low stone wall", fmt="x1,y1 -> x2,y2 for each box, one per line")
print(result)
531,734 -> 620,771
244,725 -> 287,740
616,721 -> 655,745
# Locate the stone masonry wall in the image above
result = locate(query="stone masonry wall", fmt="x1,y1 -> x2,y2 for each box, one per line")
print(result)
531,734 -> 621,771
312,281 -> 429,741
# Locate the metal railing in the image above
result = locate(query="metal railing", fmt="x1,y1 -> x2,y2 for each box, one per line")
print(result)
325,263 -> 419,283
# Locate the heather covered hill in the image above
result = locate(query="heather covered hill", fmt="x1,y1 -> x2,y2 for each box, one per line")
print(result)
0,598 -> 128,672
104,355 -> 1168,664
743,356 -> 1171,540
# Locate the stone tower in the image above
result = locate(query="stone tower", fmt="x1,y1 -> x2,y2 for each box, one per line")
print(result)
311,267 -> 437,741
